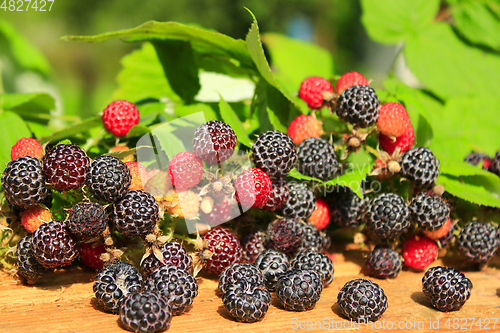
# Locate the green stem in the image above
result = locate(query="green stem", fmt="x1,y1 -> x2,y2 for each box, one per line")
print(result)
172,233 -> 197,246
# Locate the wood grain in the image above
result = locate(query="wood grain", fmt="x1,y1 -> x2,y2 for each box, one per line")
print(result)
1,247 -> 500,333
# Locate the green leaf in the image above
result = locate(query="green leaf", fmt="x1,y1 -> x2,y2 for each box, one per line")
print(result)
361,0 -> 440,44
151,40 -> 200,104
38,116 -> 102,144
195,72 -> 255,103
450,0 -> 500,51
438,174 -> 500,208
61,21 -> 254,68
261,33 -> 334,97
404,23 -> 500,100
112,42 -> 181,103
0,92 -> 54,116
174,103 -> 218,123
218,97 -> 252,148
0,21 -> 51,75
428,96 -> 500,160
126,125 -> 151,139
245,14 -> 280,91
0,111 -> 32,172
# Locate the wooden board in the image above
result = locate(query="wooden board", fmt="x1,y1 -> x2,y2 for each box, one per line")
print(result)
1,247 -> 500,333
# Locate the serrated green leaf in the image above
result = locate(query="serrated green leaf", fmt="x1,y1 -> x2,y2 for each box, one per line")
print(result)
0,21 -> 51,75
151,40 -> 200,104
261,33 -> 334,97
112,43 -> 181,103
450,0 -> 500,51
361,0 -> 440,44
0,111 -> 32,172
38,116 -> 102,144
428,96 -> 500,160
438,174 -> 500,208
266,107 -> 287,133
61,21 -> 254,69
440,160 -> 494,177
244,10 -> 303,120
218,97 -> 252,148
404,23 -> 500,100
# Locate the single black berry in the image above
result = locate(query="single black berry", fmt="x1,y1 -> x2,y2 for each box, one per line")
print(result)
400,147 -> 440,188
422,266 -> 472,312
456,221 -> 499,264
296,137 -> 339,180
409,192 -> 450,231
16,234 -> 53,285
281,182 -> 316,221
144,264 -> 198,315
276,269 -> 323,311
2,156 -> 49,209
328,186 -> 367,229
254,249 -> 291,291
93,261 -> 143,313
336,85 -> 380,128
66,202 -> 108,242
365,246 -> 402,279
119,292 -> 172,333
86,155 -> 131,202
218,263 -> 264,294
113,190 -> 159,238
364,193 -> 410,241
222,279 -> 271,322
337,278 -> 388,321
291,250 -> 334,285
252,130 -> 297,177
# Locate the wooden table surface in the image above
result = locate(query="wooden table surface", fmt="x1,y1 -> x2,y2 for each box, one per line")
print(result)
1,246 -> 500,333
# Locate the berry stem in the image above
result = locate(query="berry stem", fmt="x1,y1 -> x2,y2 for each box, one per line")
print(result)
172,233 -> 198,246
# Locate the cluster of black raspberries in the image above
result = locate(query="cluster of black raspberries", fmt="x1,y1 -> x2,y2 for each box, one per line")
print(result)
2,77 -> 500,331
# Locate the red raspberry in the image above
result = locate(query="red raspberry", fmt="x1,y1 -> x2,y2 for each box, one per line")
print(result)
102,100 -> 140,137
378,126 -> 415,154
335,71 -> 369,95
168,152 -> 204,190
201,227 -> 243,274
298,76 -> 333,109
376,102 -> 412,137
287,115 -> 322,146
199,200 -> 234,226
307,197 -> 330,230
79,243 -> 106,271
423,218 -> 452,240
21,205 -> 52,233
234,168 -> 272,209
402,234 -> 438,270
11,138 -> 44,160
